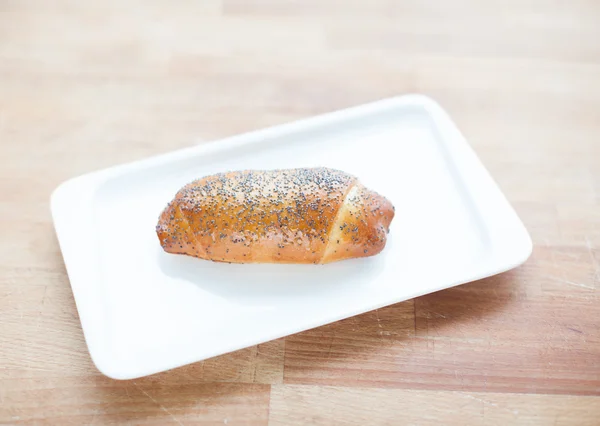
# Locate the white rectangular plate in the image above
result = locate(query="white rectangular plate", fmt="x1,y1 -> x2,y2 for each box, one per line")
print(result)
51,95 -> 532,380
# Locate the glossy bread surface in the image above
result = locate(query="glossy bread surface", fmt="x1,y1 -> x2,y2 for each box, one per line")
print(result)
156,167 -> 395,264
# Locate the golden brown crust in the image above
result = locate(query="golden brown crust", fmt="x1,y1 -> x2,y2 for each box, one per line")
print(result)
321,183 -> 394,263
156,167 -> 394,264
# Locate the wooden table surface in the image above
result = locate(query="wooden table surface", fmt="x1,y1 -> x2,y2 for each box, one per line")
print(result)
2,1 -> 600,424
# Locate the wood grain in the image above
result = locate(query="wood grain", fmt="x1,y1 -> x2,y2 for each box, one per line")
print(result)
5,380 -> 270,425
1,0 -> 600,424
284,271 -> 600,395
270,385 -> 600,426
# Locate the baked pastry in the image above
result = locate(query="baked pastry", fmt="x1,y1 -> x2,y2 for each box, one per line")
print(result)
156,167 -> 394,264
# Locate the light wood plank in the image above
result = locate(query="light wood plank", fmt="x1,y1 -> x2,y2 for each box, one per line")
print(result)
3,380 -> 270,425
270,385 -> 600,426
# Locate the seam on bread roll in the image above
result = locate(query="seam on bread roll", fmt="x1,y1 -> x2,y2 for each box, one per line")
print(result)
321,183 -> 358,263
